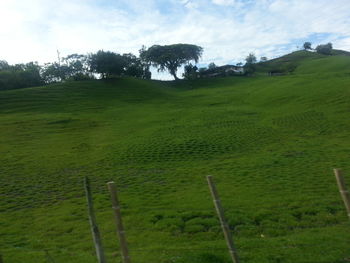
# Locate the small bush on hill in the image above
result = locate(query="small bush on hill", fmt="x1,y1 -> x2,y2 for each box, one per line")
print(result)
316,43 -> 333,55
303,42 -> 312,50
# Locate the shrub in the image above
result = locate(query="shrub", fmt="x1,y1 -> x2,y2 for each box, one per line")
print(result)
316,43 -> 333,55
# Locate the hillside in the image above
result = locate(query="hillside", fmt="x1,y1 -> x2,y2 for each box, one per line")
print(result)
255,49 -> 350,75
1,53 -> 350,263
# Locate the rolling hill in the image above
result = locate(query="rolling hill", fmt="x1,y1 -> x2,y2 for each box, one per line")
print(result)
255,49 -> 350,75
1,51 -> 350,263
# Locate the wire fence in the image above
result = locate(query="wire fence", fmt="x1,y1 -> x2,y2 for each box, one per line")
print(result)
2,170 -> 350,263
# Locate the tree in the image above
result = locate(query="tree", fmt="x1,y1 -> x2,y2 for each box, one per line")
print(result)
62,54 -> 89,76
88,50 -> 127,78
245,53 -> 257,64
123,53 -> 151,79
183,63 -> 198,80
0,60 -> 10,71
20,62 -> 43,87
41,62 -> 64,83
260,56 -> 267,62
303,42 -> 312,50
244,53 -> 257,75
0,61 -> 44,90
208,62 -> 216,69
316,43 -> 333,55
41,54 -> 92,83
140,44 -> 203,80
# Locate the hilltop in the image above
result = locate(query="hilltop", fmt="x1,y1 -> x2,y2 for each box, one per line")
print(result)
255,49 -> 350,75
1,51 -> 350,263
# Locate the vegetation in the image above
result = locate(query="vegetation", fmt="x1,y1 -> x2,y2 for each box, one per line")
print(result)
253,49 -> 350,75
140,44 -> 203,80
244,53 -> 257,75
208,62 -> 217,69
183,63 -> 199,80
0,50 -> 152,90
0,41 -> 344,90
303,42 -> 312,50
89,51 -> 151,79
0,61 -> 44,90
316,43 -> 333,55
1,50 -> 350,263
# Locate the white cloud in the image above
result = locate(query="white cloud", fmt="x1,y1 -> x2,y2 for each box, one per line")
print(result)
212,0 -> 236,6
0,0 -> 350,80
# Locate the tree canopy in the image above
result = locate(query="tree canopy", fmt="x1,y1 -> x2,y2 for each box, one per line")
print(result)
244,53 -> 257,75
140,44 -> 203,80
88,51 -> 151,79
89,50 -> 127,78
316,43 -> 333,55
208,62 -> 216,69
303,42 -> 312,50
0,61 -> 44,90
245,53 -> 257,64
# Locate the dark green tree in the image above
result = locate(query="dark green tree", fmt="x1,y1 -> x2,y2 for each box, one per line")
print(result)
303,42 -> 312,50
140,44 -> 203,80
316,43 -> 333,55
245,53 -> 257,64
0,61 -> 44,90
244,53 -> 257,75
123,53 -> 151,79
0,60 -> 10,71
208,62 -> 216,69
62,54 -> 89,77
88,50 -> 127,78
183,63 -> 198,80
41,62 -> 70,83
41,54 -> 91,83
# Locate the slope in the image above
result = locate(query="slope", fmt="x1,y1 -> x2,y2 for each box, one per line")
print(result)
1,55 -> 350,263
256,49 -> 350,75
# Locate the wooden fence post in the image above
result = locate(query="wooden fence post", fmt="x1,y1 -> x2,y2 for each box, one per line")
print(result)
84,177 -> 107,263
333,169 -> 350,220
107,182 -> 131,263
207,175 -> 240,263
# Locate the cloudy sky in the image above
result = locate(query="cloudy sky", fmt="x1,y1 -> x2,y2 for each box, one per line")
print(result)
1,0 -> 350,79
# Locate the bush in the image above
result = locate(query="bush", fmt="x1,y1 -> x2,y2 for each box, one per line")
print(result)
316,43 -> 333,55
183,64 -> 198,80
0,62 -> 43,90
69,73 -> 94,81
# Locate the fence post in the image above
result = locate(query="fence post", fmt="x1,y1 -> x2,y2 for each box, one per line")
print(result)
84,177 -> 107,263
107,181 -> 131,263
333,169 -> 350,220
207,175 -> 240,263
0,254 -> 3,263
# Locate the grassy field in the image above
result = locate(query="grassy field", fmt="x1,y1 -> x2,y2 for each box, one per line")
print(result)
1,51 -> 350,263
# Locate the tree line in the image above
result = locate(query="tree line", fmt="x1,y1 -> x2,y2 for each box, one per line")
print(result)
0,41 -> 337,90
0,44 -> 204,90
0,50 -> 153,90
303,41 -> 333,55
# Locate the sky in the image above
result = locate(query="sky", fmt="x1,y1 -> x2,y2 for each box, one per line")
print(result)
1,0 -> 350,80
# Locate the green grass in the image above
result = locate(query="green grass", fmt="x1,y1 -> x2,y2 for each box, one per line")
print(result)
1,53 -> 350,263
255,49 -> 350,75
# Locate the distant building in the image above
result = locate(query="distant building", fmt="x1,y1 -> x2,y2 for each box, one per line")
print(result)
223,65 -> 244,74
200,64 -> 244,78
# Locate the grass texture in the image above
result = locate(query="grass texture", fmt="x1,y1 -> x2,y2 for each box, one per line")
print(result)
1,51 -> 350,262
